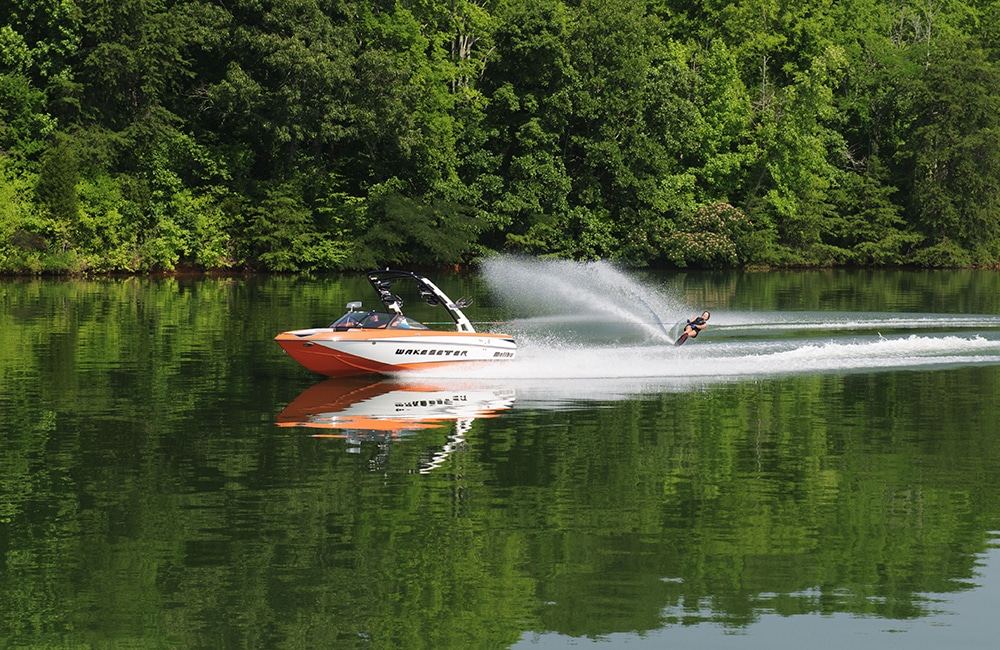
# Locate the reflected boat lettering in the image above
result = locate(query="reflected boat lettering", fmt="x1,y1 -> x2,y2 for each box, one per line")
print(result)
276,378 -> 516,436
276,378 -> 516,473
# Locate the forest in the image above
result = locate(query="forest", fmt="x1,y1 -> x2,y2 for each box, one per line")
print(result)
2,0 -> 1000,273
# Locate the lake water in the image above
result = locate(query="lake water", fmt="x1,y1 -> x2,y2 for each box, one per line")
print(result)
2,259 -> 1000,649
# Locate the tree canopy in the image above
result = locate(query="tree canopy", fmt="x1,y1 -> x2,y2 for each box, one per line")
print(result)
2,0 -> 999,272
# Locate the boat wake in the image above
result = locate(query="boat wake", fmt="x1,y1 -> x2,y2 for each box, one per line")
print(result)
400,258 -> 1000,398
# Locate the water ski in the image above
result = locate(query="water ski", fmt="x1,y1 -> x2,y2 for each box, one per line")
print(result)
667,320 -> 686,345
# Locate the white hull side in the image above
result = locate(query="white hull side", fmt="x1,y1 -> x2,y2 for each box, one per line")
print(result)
315,335 -> 517,367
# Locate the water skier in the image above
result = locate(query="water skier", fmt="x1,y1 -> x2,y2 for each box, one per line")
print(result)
675,311 -> 710,346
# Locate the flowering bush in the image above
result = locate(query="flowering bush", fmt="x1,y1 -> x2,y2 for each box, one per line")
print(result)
662,203 -> 757,268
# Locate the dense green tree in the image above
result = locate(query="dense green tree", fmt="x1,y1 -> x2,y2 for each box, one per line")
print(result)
903,37 -> 1000,265
0,154 -> 42,271
34,134 -> 79,232
2,0 -> 1000,272
475,0 -> 576,246
741,46 -> 848,264
0,0 -> 82,85
245,178 -> 350,272
348,192 -> 482,268
200,0 -> 357,183
0,72 -> 55,159
822,162 -> 920,265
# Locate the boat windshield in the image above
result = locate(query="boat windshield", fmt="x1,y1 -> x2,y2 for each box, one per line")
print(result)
388,315 -> 429,330
330,311 -> 430,330
355,312 -> 394,329
329,311 -> 369,329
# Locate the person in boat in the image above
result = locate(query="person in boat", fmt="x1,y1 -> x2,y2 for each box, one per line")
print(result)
675,311 -> 710,346
357,313 -> 387,328
388,315 -> 428,330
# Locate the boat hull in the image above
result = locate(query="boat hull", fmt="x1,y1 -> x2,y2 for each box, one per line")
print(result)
274,328 -> 517,377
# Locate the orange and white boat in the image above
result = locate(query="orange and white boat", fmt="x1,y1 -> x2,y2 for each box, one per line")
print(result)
275,270 -> 517,377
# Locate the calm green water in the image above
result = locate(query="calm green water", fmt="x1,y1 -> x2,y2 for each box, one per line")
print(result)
3,263 -> 1000,649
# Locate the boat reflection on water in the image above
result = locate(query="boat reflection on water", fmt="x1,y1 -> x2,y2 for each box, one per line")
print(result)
276,378 -> 516,472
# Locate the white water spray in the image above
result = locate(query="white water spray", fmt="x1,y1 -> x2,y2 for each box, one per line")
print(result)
407,257 -> 1000,395
480,256 -> 689,343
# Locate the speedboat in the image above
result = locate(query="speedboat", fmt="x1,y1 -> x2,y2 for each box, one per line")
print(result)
275,270 -> 517,376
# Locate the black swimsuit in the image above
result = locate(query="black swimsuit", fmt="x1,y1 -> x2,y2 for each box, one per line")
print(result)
687,317 -> 706,333
676,316 -> 707,346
